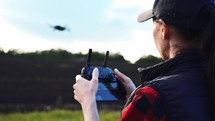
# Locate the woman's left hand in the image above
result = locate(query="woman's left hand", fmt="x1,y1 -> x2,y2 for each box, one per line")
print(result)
73,68 -> 99,105
73,68 -> 100,121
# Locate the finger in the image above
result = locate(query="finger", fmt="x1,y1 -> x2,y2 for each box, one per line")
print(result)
75,75 -> 82,81
114,68 -> 129,83
92,68 -> 99,82
73,90 -> 79,102
73,83 -> 76,89
76,75 -> 89,83
75,75 -> 82,79
74,94 -> 78,102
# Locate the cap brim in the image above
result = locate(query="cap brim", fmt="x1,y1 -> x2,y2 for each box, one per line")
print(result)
137,9 -> 154,23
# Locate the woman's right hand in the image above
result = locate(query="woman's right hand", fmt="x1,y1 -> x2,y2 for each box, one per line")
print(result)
114,69 -> 136,100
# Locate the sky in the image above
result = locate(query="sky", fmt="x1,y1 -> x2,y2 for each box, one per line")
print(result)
0,0 -> 159,63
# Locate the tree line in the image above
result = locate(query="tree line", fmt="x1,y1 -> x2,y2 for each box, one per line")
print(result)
0,48 -> 163,64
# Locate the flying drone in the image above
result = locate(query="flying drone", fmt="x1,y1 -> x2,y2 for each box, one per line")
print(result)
49,25 -> 70,31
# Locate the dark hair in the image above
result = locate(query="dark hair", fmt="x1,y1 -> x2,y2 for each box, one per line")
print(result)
165,4 -> 215,119
153,3 -> 215,118
201,5 -> 215,120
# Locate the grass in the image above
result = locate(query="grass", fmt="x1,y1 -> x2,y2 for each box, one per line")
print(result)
0,109 -> 121,121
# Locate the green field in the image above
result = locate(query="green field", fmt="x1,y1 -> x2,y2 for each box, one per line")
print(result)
0,109 -> 120,121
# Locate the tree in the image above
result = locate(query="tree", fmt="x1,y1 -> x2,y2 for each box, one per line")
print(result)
135,55 -> 163,64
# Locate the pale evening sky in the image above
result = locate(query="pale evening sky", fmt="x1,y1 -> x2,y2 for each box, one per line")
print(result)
0,0 -> 160,63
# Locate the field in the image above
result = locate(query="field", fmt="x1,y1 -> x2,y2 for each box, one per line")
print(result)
0,109 -> 120,121
0,56 -> 156,120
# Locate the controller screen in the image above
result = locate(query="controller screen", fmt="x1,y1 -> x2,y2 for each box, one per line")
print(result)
96,81 -> 125,101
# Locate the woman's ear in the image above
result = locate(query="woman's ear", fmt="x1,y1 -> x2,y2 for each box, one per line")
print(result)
158,19 -> 169,40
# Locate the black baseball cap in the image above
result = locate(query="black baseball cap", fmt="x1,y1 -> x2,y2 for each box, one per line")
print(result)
137,0 -> 214,28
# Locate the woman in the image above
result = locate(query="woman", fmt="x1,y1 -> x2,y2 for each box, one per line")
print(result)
73,0 -> 215,120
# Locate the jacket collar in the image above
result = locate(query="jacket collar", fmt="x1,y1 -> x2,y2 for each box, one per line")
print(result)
138,48 -> 204,84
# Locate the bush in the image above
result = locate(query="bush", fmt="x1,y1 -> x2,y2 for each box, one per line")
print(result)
135,55 -> 163,64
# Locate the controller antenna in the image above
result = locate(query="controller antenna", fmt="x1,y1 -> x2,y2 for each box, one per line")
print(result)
86,49 -> 92,67
103,51 -> 109,67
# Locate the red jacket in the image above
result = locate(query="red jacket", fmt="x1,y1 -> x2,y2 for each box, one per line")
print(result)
118,86 -> 166,121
